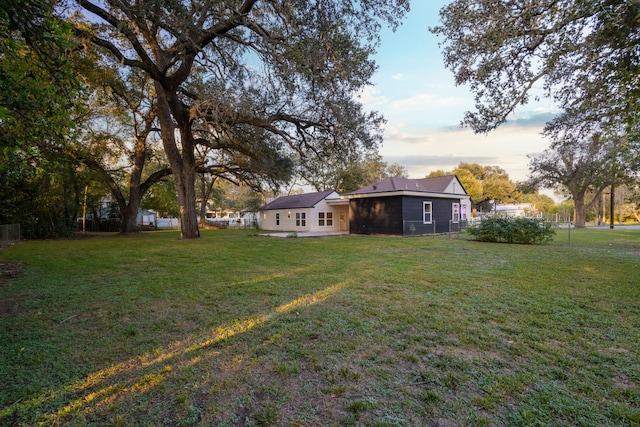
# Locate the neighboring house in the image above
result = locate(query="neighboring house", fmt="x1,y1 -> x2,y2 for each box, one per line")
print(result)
345,175 -> 471,235
261,190 -> 349,233
494,203 -> 534,217
137,210 -> 157,229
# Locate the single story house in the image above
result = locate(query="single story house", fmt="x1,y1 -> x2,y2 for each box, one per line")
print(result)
345,175 -> 471,235
261,190 -> 350,233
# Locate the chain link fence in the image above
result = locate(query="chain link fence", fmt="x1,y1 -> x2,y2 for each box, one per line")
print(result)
1,224 -> 20,248
402,220 -> 470,237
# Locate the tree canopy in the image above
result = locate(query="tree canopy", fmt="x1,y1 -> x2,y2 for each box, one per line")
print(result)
527,111 -> 638,227
69,0 -> 409,238
431,1 -> 640,134
428,162 -> 522,211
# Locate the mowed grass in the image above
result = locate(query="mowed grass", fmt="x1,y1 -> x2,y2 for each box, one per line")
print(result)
0,228 -> 639,426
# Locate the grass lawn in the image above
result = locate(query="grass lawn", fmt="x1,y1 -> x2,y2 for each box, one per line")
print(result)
0,228 -> 639,426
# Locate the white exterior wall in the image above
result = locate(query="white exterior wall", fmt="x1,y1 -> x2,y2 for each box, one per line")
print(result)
261,208 -> 312,232
443,178 -> 472,221
261,192 -> 349,232
308,199 -> 349,232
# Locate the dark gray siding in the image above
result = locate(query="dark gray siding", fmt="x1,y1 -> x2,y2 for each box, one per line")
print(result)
402,197 -> 457,234
350,195 -> 462,235
349,196 -> 403,235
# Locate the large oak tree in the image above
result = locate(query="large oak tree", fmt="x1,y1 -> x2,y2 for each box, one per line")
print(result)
528,112 -> 638,227
69,0 -> 408,238
431,0 -> 640,134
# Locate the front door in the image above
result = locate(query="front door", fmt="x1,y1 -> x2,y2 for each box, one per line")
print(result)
339,211 -> 347,231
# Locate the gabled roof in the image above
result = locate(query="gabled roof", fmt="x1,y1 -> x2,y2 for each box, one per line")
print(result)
262,190 -> 337,210
349,175 -> 466,196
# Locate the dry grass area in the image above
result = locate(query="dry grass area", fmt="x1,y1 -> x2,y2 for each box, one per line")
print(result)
0,228 -> 639,426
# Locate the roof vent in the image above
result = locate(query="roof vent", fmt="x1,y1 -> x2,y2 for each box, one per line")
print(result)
373,185 -> 377,190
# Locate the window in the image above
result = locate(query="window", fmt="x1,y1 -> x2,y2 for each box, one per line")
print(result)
423,202 -> 432,224
275,213 -> 280,226
452,203 -> 460,223
295,212 -> 306,227
318,212 -> 333,227
461,204 -> 467,221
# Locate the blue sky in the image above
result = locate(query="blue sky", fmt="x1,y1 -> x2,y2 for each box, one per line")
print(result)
364,1 -> 560,184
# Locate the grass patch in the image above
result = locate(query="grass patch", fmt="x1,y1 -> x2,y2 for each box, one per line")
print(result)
0,228 -> 639,426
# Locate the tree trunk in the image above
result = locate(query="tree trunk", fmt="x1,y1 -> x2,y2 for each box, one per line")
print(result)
198,175 -> 216,227
175,161 -> 200,238
574,195 -> 587,228
120,204 -> 138,234
155,82 -> 200,239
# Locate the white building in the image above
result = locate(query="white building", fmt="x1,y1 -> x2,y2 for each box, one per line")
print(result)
260,190 -> 349,233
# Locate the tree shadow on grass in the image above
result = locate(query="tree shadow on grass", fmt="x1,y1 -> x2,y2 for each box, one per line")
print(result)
1,280 -> 351,425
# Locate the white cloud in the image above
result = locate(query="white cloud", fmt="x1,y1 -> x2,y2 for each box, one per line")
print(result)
391,73 -> 404,80
379,123 -> 552,182
357,86 -> 389,107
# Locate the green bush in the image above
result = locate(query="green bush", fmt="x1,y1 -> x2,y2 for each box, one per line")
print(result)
468,216 -> 556,244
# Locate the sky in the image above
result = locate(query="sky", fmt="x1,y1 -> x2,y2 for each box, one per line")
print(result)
364,1 -> 561,186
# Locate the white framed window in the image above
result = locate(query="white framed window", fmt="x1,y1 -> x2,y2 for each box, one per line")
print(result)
423,202 -> 432,224
461,204 -> 467,220
452,203 -> 460,223
275,213 -> 280,226
318,212 -> 333,227
296,212 -> 306,227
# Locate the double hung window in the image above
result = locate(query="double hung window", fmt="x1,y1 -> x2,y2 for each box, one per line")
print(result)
423,202 -> 432,224
452,203 -> 460,223
296,212 -> 306,227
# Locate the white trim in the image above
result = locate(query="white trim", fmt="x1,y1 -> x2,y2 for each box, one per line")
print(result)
423,201 -> 433,224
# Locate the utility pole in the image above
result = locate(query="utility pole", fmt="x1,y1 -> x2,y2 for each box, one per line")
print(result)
609,183 -> 615,229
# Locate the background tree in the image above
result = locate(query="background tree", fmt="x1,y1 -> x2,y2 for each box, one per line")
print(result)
298,150 -> 408,193
521,193 -> 555,216
0,0 -> 83,237
527,120 -> 633,227
619,182 -> 640,223
1,0 -> 79,151
431,0 -> 640,135
70,0 -> 408,239
70,59 -> 173,234
140,176 -> 180,218
428,163 -> 522,213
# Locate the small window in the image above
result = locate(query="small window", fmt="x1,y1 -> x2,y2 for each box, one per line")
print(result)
276,213 -> 280,226
318,212 -> 325,226
326,212 -> 333,226
296,212 -> 306,227
452,203 -> 460,223
461,204 -> 467,221
423,202 -> 432,224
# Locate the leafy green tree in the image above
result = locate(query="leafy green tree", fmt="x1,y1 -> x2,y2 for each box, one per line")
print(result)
429,162 -> 522,212
69,63 -> 173,234
522,192 -> 555,215
527,124 -> 634,227
70,0 -> 408,238
0,0 -> 79,153
0,0 -> 84,237
140,176 -> 180,219
299,150 -> 408,193
432,0 -> 640,135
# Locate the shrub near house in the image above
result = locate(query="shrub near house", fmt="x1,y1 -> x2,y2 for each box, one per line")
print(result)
468,216 -> 556,244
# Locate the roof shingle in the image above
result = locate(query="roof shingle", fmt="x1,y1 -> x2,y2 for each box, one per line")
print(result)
263,190 -> 337,210
349,176 -> 460,195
